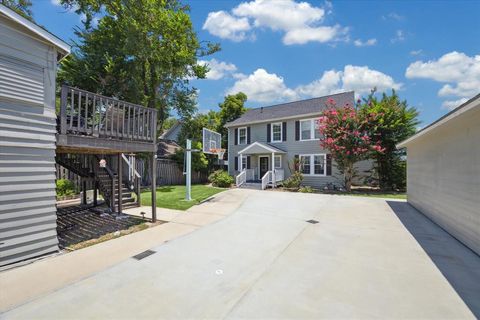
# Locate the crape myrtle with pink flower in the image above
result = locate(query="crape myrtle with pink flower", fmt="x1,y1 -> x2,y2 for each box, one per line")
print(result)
317,98 -> 385,191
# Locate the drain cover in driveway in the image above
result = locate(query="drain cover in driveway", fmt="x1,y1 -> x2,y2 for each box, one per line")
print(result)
306,219 -> 319,224
132,250 -> 156,260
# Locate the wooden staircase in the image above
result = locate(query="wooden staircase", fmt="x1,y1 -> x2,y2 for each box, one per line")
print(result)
56,154 -> 140,211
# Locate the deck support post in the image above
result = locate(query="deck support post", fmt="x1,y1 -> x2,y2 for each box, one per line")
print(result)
82,178 -> 87,205
93,180 -> 98,206
151,152 -> 157,222
118,153 -> 123,214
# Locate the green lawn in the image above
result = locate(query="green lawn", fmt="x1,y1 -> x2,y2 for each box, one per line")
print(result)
141,185 -> 226,210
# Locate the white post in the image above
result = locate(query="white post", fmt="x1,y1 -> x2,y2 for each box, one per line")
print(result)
186,139 -> 192,201
271,152 -> 276,187
239,153 -> 243,172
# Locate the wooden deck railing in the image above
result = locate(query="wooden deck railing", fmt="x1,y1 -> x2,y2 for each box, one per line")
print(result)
59,85 -> 157,143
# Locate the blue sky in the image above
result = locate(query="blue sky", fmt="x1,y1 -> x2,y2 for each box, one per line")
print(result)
32,0 -> 480,127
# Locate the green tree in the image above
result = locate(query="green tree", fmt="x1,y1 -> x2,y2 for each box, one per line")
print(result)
57,0 -> 220,132
1,0 -> 33,20
177,111 -> 219,147
360,90 -> 420,191
217,92 -> 247,147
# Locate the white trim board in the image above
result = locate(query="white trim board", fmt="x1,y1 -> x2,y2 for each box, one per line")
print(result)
397,94 -> 480,148
0,4 -> 70,57
237,141 -> 286,155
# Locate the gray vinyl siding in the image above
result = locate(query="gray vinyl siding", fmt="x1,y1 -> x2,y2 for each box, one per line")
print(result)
0,14 -> 59,266
403,101 -> 480,256
228,118 -> 344,189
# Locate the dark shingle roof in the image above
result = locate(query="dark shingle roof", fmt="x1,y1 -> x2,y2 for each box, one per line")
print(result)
225,91 -> 355,127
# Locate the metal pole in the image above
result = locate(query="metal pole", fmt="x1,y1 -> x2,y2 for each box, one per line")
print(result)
151,153 -> 157,222
186,139 -> 192,201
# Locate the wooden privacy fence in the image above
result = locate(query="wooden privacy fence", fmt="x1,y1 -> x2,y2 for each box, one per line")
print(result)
137,159 -> 208,186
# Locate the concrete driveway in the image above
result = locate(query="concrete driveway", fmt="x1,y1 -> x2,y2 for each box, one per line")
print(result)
2,190 -> 479,319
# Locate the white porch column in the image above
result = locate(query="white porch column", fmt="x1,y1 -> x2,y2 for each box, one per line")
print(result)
271,152 -> 276,187
239,153 -> 243,172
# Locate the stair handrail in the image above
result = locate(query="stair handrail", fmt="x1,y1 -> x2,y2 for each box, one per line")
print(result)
121,153 -> 142,206
236,169 -> 246,187
261,170 -> 272,190
121,153 -> 141,180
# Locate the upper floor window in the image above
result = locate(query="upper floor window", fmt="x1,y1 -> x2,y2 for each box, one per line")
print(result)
271,122 -> 282,142
238,127 -> 247,145
300,119 -> 322,141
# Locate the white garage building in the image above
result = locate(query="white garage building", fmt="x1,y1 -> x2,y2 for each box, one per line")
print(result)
398,94 -> 480,256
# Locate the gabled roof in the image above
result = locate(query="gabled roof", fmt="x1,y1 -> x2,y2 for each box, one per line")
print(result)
157,139 -> 181,158
397,93 -> 480,148
225,91 -> 354,127
238,142 -> 286,155
160,121 -> 182,140
0,4 -> 70,58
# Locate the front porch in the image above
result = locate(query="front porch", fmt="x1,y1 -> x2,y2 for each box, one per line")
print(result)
235,142 -> 285,190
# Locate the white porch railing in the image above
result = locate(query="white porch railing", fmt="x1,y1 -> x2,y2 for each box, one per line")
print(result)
274,169 -> 284,182
246,168 -> 255,181
261,171 -> 272,190
236,170 -> 246,187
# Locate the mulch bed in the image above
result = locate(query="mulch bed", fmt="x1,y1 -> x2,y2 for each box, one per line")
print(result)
56,205 -> 144,249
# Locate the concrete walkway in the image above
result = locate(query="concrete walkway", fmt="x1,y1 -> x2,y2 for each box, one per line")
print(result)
2,191 -> 479,319
0,189 -> 252,312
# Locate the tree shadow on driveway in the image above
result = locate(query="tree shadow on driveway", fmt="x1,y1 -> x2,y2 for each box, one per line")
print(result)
387,201 -> 480,318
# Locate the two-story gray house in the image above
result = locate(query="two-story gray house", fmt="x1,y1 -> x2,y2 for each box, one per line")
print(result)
225,92 -> 356,189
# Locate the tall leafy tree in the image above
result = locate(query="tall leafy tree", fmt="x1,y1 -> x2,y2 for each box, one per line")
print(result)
360,90 -> 420,190
217,92 -> 247,147
1,0 -> 33,20
57,0 -> 220,132
319,99 -> 384,191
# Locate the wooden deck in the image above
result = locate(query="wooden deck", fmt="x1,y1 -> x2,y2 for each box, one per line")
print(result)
57,86 -> 157,154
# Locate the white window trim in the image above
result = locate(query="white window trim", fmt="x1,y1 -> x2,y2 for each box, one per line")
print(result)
238,127 -> 247,145
299,153 -> 326,176
271,122 -> 283,143
274,155 -> 282,169
239,155 -> 248,171
299,118 -> 321,141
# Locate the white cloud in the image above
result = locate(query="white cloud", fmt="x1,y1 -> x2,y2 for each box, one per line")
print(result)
442,98 -> 469,110
406,51 -> 480,99
233,0 -> 325,31
353,38 -> 377,47
382,12 -> 405,21
227,68 -> 297,103
410,49 -> 423,56
202,11 -> 251,42
283,25 -> 348,45
391,30 -> 405,43
295,70 -> 342,97
228,65 -> 401,103
203,0 -> 348,45
297,65 -> 402,97
198,59 -> 238,80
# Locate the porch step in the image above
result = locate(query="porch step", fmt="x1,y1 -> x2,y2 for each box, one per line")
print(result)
240,183 -> 262,190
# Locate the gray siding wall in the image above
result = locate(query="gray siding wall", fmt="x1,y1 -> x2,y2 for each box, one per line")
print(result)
405,104 -> 480,256
227,117 -> 344,189
0,15 -> 59,266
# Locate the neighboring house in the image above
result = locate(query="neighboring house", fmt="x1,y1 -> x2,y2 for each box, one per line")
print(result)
157,139 -> 181,158
398,93 -> 480,256
160,120 -> 182,142
225,92 -> 358,189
